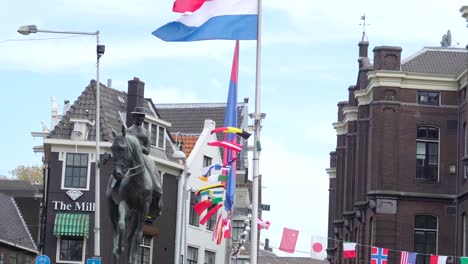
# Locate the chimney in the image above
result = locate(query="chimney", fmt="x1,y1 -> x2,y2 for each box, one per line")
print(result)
107,79 -> 112,88
264,238 -> 273,252
373,46 -> 402,71
51,96 -> 59,128
358,40 -> 369,58
126,77 -> 145,127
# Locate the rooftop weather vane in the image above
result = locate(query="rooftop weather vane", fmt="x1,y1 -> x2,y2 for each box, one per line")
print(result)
359,14 -> 370,41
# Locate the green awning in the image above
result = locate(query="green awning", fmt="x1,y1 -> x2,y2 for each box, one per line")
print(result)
54,213 -> 89,238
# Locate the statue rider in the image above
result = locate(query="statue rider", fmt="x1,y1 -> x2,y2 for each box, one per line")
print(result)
127,106 -> 163,218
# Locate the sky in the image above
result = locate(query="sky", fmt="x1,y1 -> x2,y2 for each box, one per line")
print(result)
1,0 -> 468,259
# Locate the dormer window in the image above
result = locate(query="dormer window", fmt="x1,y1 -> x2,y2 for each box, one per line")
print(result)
70,118 -> 94,141
144,121 -> 166,150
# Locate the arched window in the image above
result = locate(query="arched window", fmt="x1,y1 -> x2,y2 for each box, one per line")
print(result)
416,126 -> 439,181
414,215 -> 437,264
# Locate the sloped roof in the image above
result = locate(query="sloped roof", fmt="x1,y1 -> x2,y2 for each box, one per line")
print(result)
0,193 -> 37,252
156,102 -> 246,135
402,47 -> 468,75
0,179 -> 42,197
47,80 -> 175,161
172,134 -> 199,157
49,81 -> 127,142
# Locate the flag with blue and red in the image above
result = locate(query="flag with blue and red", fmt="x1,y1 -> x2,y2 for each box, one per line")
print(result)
223,40 -> 239,211
371,247 -> 388,264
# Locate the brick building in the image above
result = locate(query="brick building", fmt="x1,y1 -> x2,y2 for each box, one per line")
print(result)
326,38 -> 468,264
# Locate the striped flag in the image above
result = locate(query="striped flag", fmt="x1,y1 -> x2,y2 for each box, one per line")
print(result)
400,251 -> 417,264
430,255 -> 448,264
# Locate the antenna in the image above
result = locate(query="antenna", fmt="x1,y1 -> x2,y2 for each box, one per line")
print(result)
359,14 -> 370,41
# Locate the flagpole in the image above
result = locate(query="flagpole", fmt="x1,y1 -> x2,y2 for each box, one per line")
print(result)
250,0 -> 262,261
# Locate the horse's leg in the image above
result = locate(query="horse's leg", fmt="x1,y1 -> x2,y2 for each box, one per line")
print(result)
129,202 -> 150,264
118,201 -> 128,256
126,211 -> 138,264
109,202 -> 120,264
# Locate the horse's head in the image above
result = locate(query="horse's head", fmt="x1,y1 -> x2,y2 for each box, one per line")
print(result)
111,126 -> 130,181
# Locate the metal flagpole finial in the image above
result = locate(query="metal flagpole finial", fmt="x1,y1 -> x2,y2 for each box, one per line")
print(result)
359,14 -> 370,41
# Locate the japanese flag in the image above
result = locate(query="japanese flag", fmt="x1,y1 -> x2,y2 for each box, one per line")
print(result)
310,236 -> 327,259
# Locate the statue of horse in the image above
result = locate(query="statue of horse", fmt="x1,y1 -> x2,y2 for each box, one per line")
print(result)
106,126 -> 163,264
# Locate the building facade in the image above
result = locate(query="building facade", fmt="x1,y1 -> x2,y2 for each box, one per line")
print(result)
326,38 -> 468,264
35,78 -> 185,263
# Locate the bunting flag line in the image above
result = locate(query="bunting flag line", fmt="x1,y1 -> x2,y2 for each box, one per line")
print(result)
343,242 -> 357,259
371,247 -> 388,264
430,255 -> 448,264
152,0 -> 258,41
200,203 -> 223,225
208,140 -> 243,152
193,199 -> 212,215
212,214 -> 223,241
400,251 -> 417,264
172,0 -> 206,13
461,257 -> 468,264
222,218 -> 231,238
279,227 -> 299,253
211,126 -> 252,139
198,174 -> 228,182
223,40 -> 239,212
195,183 -> 225,196
202,163 -> 231,176
198,189 -> 225,197
310,236 -> 327,260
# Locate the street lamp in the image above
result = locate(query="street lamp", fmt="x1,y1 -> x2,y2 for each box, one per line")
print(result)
17,25 -> 105,258
173,132 -> 188,264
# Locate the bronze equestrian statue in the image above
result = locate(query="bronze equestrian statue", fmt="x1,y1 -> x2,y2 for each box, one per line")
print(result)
106,108 -> 163,264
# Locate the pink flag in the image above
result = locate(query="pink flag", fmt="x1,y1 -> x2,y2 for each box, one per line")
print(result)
279,227 -> 299,253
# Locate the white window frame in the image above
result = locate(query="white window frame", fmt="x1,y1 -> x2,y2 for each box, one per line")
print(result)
187,245 -> 199,264
136,235 -> 153,264
144,121 -> 166,150
60,152 -> 91,191
55,236 -> 86,264
416,126 -> 440,182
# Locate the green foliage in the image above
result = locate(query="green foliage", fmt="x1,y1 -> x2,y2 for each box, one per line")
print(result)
9,165 -> 43,184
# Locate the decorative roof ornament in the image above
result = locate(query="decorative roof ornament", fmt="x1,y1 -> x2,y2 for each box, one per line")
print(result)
359,14 -> 370,42
440,30 -> 452,47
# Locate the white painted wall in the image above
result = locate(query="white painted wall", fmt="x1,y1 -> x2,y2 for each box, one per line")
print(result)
185,119 -> 227,264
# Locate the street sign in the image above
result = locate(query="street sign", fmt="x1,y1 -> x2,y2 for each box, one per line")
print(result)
87,258 -> 101,264
261,204 -> 270,211
35,255 -> 50,264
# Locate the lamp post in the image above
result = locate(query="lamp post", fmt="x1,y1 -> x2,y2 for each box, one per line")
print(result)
17,25 -> 105,258
173,136 -> 188,264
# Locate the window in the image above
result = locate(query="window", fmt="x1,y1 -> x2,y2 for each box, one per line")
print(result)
187,246 -> 198,264
232,220 -> 244,241
136,235 -> 153,264
416,126 -> 439,181
414,215 -> 437,264
57,236 -> 85,262
144,121 -> 166,149
234,258 -> 250,264
203,156 -> 212,176
204,250 -> 215,264
9,252 -> 18,264
206,204 -> 217,231
418,91 -> 440,105
189,192 -> 199,227
64,153 -> 89,189
24,255 -> 33,264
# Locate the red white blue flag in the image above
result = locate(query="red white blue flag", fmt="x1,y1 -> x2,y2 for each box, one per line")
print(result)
153,0 -> 257,41
371,247 -> 388,264
400,251 -> 417,264
223,40 -> 239,211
